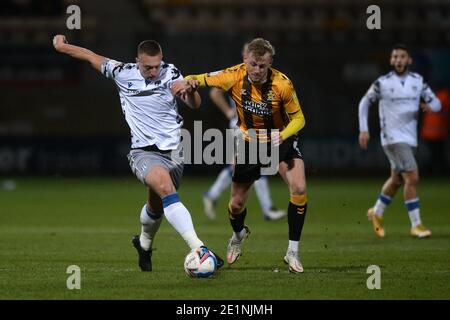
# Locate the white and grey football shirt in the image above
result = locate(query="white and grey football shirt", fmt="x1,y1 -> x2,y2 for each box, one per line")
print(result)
359,71 -> 441,147
102,59 -> 184,150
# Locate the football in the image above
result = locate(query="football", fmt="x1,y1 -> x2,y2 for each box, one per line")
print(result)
184,247 -> 217,278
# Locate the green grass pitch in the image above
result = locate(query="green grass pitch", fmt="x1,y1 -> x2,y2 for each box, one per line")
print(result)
0,176 -> 449,299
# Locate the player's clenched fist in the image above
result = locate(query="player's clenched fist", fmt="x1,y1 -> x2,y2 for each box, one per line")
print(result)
171,80 -> 199,98
171,80 -> 186,97
53,35 -> 68,52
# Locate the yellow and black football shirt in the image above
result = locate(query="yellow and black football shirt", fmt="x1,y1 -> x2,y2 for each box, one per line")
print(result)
189,63 -> 305,142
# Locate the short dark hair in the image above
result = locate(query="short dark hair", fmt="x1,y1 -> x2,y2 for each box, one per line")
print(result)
247,38 -> 275,58
392,43 -> 410,55
137,40 -> 162,56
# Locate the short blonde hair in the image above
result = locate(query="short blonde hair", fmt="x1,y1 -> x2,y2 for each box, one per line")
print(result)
247,38 -> 275,57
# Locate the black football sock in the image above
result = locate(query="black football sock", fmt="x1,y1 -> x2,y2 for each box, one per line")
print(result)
288,194 -> 307,241
228,206 -> 247,233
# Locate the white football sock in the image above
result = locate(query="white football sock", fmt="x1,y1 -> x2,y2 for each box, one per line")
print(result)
232,228 -> 248,242
405,198 -> 422,228
254,177 -> 273,215
288,240 -> 299,254
181,230 -> 204,250
163,197 -> 204,250
408,209 -> 422,228
373,193 -> 392,217
139,204 -> 163,251
206,166 -> 232,201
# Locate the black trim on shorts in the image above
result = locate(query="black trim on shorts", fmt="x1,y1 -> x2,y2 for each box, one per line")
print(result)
232,135 -> 303,183
132,144 -> 172,154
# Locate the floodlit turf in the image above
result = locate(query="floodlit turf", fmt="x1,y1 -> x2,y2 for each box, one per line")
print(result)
0,176 -> 449,299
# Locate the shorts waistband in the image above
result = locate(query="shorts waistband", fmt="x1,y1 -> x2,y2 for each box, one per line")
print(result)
132,145 -> 172,154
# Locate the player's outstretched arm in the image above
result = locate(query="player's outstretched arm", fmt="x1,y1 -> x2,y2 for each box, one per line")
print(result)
172,80 -> 201,109
184,74 -> 208,87
52,35 -> 106,72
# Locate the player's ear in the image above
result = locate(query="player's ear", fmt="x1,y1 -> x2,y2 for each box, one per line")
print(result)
135,57 -> 139,64
408,57 -> 413,65
389,57 -> 394,67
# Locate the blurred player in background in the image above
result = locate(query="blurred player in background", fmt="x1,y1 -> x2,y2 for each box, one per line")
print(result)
358,44 -> 442,239
203,43 -> 286,221
176,38 -> 308,273
52,35 -> 223,272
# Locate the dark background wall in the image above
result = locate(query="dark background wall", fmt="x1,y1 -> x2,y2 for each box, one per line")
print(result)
1,0 -> 449,176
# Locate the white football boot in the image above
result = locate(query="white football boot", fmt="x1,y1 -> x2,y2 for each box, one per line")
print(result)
226,226 -> 251,265
283,250 -> 304,273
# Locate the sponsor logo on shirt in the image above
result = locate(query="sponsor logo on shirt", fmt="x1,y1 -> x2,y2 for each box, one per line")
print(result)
243,100 -> 272,116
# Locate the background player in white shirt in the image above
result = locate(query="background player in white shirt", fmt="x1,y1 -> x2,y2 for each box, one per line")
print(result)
52,35 -> 223,271
358,44 -> 441,238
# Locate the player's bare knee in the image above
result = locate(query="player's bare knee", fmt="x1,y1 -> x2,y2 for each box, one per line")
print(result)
146,177 -> 175,196
289,182 -> 306,195
392,178 -> 403,187
390,174 -> 403,187
156,182 -> 176,197
405,175 -> 419,187
145,169 -> 175,196
229,199 -> 245,214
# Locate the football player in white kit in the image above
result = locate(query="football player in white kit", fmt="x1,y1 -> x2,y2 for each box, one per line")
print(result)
52,35 -> 223,271
358,44 -> 441,238
203,43 -> 286,221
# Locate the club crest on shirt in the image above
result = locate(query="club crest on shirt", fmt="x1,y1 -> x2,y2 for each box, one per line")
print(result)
266,90 -> 276,101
